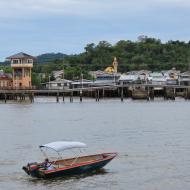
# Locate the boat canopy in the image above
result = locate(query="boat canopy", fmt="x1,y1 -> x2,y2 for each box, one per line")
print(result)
39,141 -> 87,152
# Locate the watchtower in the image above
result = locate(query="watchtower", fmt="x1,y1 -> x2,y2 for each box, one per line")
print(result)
7,52 -> 34,88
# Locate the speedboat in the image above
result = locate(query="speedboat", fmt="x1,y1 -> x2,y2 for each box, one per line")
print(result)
22,141 -> 117,179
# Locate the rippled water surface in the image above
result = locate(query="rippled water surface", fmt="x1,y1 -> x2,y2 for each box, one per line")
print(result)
0,97 -> 190,190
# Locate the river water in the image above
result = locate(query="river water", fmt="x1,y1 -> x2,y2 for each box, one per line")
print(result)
0,97 -> 190,190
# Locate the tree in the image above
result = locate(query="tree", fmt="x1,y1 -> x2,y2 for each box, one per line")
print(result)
16,37 -> 190,76
32,73 -> 41,87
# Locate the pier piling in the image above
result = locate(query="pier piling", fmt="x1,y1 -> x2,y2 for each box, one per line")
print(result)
1,84 -> 190,103
29,94 -> 32,103
103,88 -> 105,99
147,87 -> 150,101
80,90 -> 82,102
62,92 -> 64,102
95,90 -> 100,101
187,88 -> 190,100
150,87 -> 154,100
121,87 -> 124,102
173,88 -> 176,100
70,91 -> 73,102
32,93 -> 34,102
4,93 -> 7,103
56,92 -> 59,103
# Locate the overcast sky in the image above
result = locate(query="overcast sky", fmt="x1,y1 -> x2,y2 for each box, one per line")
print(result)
0,0 -> 189,60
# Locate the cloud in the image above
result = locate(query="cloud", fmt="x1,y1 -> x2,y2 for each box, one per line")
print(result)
0,0 -> 190,60
0,0 -> 189,20
155,0 -> 190,6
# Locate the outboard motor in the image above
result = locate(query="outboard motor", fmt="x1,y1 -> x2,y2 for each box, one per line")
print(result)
22,162 -> 39,175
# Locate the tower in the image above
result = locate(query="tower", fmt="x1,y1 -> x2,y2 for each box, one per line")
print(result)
7,52 -> 34,88
112,57 -> 118,73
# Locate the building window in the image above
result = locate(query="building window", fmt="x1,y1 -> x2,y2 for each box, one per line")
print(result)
27,59 -> 33,63
13,59 -> 19,64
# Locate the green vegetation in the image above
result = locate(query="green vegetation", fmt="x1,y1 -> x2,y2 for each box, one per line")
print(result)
1,36 -> 190,85
32,73 -> 41,87
34,37 -> 190,78
0,66 -> 12,73
37,53 -> 66,64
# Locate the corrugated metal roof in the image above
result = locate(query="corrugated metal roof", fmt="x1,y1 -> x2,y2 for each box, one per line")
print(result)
0,73 -> 12,80
181,71 -> 190,76
6,52 -> 35,59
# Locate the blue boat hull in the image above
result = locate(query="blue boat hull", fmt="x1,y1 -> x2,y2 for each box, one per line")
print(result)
23,153 -> 116,179
42,157 -> 113,179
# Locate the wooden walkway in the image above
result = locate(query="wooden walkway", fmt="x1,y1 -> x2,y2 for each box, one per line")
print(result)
0,84 -> 190,103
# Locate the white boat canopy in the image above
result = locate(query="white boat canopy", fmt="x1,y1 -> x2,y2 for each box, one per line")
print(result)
39,141 -> 87,152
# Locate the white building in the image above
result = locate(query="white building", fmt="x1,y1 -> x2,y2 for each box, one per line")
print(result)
42,79 -> 72,90
148,72 -> 166,85
180,71 -> 190,86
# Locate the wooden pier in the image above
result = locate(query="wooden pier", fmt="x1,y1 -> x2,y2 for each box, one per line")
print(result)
0,84 -> 190,103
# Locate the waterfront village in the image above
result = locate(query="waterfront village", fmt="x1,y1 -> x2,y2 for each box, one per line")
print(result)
0,52 -> 190,101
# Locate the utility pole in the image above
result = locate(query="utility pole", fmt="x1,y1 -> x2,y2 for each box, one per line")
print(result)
62,67 -> 64,90
81,73 -> 83,89
62,66 -> 65,102
48,75 -> 50,89
80,72 -> 83,102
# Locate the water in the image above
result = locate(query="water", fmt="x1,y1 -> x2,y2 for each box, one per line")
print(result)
0,97 -> 190,190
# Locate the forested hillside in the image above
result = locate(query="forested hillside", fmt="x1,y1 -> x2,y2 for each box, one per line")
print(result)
1,37 -> 190,83
34,37 -> 190,75
37,53 -> 66,64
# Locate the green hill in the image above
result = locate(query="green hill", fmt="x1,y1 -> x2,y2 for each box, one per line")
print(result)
36,53 -> 66,64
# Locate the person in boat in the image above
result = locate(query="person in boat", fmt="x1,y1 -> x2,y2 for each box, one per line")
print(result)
42,158 -> 54,170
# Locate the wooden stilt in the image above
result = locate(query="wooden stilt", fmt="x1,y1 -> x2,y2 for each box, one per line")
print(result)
70,91 -> 73,102
150,87 -> 154,100
121,87 -> 124,102
103,88 -> 105,99
62,92 -> 64,102
56,92 -> 59,103
32,93 -> 34,102
4,93 -> 7,103
80,90 -> 82,102
147,87 -> 150,101
29,93 -> 32,103
173,88 -> 176,100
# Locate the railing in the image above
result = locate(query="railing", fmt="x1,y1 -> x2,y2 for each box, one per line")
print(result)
0,83 -> 190,92
11,63 -> 33,67
0,86 -> 36,90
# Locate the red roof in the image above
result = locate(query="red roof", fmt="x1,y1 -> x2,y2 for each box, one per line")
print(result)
0,75 -> 12,80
